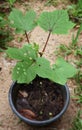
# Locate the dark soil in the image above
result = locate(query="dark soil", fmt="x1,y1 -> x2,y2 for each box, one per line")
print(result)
16,77 -> 64,121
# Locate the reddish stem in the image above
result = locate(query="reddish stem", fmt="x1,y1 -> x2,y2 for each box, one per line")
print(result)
40,31 -> 51,57
25,31 -> 30,43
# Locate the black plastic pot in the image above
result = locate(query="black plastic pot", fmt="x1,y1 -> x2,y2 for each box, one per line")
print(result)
8,80 -> 70,126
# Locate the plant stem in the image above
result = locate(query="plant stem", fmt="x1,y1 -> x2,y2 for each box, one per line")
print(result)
25,31 -> 30,43
40,31 -> 51,56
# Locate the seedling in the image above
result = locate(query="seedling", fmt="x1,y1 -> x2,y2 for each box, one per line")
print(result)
6,9 -> 77,85
45,0 -> 69,7
75,47 -> 82,57
55,44 -> 72,58
72,23 -> 82,46
67,0 -> 82,23
7,0 -> 16,8
75,59 -> 82,67
70,110 -> 82,130
45,0 -> 58,7
0,16 -> 13,51
74,70 -> 82,103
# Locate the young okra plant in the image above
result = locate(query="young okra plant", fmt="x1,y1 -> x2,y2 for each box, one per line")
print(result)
6,9 -> 77,85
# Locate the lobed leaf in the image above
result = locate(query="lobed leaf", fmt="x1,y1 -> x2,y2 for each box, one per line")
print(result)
10,56 -> 77,84
38,10 -> 75,34
36,57 -> 53,79
9,9 -> 37,33
51,57 -> 77,85
6,45 -> 77,85
12,57 -> 53,83
6,44 -> 38,61
6,44 -> 39,83
12,61 -> 36,83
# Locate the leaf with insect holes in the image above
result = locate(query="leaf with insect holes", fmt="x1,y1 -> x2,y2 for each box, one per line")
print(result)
6,44 -> 39,83
12,57 -> 54,83
51,57 -> 77,85
9,9 -> 37,33
38,10 -> 75,34
12,61 -> 37,83
6,44 -> 39,61
6,44 -> 77,84
7,46 -> 54,83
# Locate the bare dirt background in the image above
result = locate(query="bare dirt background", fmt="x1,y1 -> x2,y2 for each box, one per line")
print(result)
0,0 -> 82,130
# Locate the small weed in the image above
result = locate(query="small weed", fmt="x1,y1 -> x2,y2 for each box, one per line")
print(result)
70,110 -> 82,130
75,59 -> 82,67
45,0 -> 58,7
72,23 -> 82,46
67,0 -> 82,24
76,94 -> 82,103
75,47 -> 82,57
45,0 -> 70,7
74,71 -> 82,103
55,44 -> 72,57
75,71 -> 82,86
0,16 -> 13,50
7,0 -> 16,8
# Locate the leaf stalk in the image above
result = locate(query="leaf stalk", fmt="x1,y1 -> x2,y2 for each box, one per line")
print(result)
40,31 -> 51,57
25,31 -> 30,43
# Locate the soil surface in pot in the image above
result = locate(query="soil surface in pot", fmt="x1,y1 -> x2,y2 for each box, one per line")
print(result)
16,77 -> 64,121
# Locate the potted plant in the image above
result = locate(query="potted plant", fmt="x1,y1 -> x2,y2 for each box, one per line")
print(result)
6,9 -> 77,126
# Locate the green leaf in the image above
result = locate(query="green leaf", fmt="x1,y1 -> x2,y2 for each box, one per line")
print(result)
52,57 -> 77,85
6,44 -> 39,83
12,57 -> 54,83
9,9 -> 37,33
6,44 -> 38,61
12,61 -> 36,83
6,44 -> 77,84
38,10 -> 75,34
6,47 -> 24,60
36,57 -> 53,79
